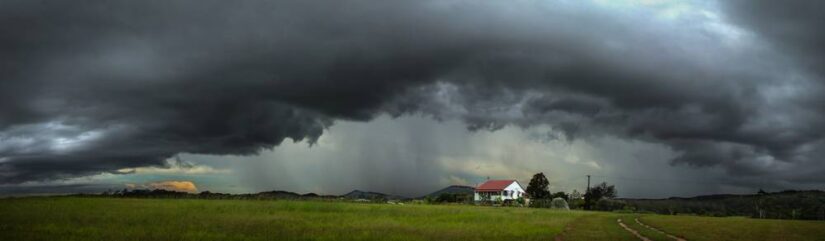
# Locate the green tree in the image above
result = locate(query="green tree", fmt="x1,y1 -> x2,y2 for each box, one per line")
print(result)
551,191 -> 569,201
585,182 -> 616,210
569,189 -> 582,200
526,172 -> 551,199
588,182 -> 616,199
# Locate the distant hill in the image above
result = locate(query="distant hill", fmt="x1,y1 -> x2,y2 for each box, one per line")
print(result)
254,190 -> 302,199
253,190 -> 339,199
621,190 -> 825,220
421,185 -> 475,198
301,192 -> 338,198
341,190 -> 407,200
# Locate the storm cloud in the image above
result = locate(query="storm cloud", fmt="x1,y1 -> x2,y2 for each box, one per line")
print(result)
2,0 -> 825,191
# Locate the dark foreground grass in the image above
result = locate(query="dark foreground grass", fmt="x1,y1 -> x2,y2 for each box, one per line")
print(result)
0,197 -> 579,241
557,213 -> 637,241
618,215 -> 672,241
3,197 -> 824,241
640,215 -> 825,241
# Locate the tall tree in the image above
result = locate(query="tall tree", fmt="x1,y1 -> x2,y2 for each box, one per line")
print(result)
526,172 -> 551,199
584,182 -> 616,209
569,189 -> 582,200
590,182 -> 617,199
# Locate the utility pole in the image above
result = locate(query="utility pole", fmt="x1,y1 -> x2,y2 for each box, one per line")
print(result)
584,174 -> 592,210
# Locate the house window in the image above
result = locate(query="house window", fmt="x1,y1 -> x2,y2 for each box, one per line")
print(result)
503,190 -> 508,196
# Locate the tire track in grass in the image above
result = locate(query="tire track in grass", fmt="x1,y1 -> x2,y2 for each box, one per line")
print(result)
556,214 -> 638,241
634,218 -> 686,241
617,218 -> 651,241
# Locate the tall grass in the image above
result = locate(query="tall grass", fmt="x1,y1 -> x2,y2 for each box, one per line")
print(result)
640,215 -> 825,241
3,197 -> 823,241
0,197 -> 577,241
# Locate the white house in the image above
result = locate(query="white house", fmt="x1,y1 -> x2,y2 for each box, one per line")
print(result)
473,179 -> 526,202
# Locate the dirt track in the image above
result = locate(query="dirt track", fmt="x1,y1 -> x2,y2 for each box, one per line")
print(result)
618,218 -> 652,241
634,218 -> 687,241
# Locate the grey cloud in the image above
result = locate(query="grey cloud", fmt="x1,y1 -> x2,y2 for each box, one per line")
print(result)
1,0 -> 825,191
723,0 -> 825,76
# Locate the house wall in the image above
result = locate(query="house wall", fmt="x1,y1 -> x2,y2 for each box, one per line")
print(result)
473,181 -> 526,202
502,182 -> 525,200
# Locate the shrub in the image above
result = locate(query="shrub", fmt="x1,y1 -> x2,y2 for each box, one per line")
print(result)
595,199 -> 627,211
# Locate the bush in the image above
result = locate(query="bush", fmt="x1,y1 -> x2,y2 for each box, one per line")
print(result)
569,198 -> 585,209
595,199 -> 627,211
435,193 -> 473,204
529,199 -> 551,208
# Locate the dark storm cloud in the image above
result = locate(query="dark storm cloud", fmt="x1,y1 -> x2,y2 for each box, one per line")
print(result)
2,0 -> 825,188
722,0 -> 825,75
721,0 -> 825,120
0,183 -> 117,196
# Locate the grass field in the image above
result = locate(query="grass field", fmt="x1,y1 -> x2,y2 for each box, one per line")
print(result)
640,215 -> 825,241
1,197 -> 824,241
555,213 -> 638,241
0,197 -> 579,241
618,215 -> 673,241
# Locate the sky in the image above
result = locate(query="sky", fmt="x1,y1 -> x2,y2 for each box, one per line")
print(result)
1,0 -> 824,198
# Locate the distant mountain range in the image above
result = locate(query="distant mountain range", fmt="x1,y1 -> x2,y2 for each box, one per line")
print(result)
237,189 -> 409,200
341,190 -> 408,200
101,185 -> 476,201
620,190 -> 825,220
252,190 -> 337,199
420,185 -> 475,198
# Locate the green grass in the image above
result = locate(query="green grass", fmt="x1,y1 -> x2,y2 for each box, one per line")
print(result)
2,197 -> 824,241
640,215 -> 825,241
618,215 -> 672,241
558,212 -> 637,241
0,197 -> 579,241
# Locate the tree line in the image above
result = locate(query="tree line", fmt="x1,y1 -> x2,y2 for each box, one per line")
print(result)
522,172 -> 825,220
525,172 -> 620,210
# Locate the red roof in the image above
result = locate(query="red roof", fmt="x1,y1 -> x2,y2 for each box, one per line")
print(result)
476,179 -> 518,191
